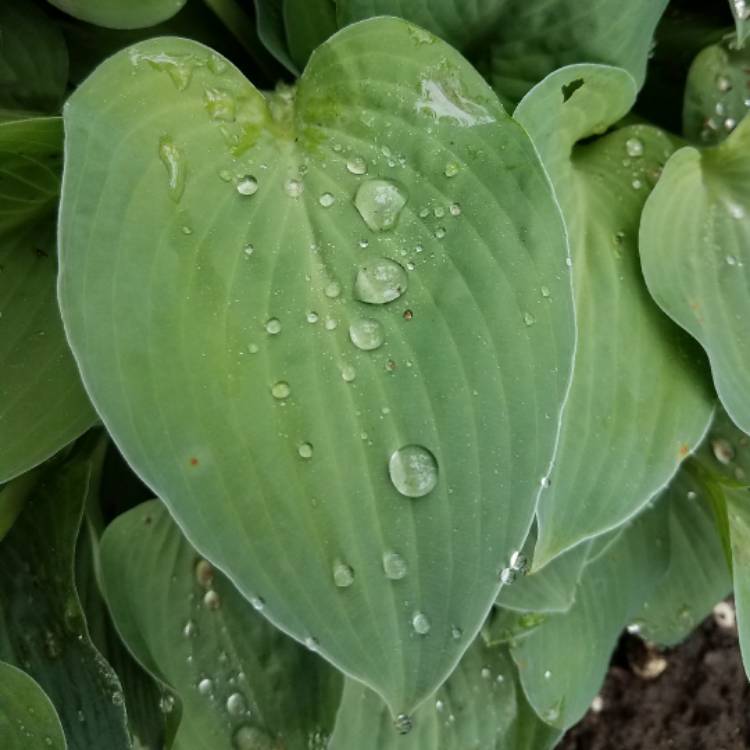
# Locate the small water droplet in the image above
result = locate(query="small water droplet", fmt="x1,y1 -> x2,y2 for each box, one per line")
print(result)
444,162 -> 460,177
540,475 -> 551,488
631,179 -> 643,190
271,381 -> 290,399
325,318 -> 338,331
304,636 -> 319,651
203,590 -> 221,609
182,225 -> 193,235
325,281 -> 341,298
333,560 -> 355,588
481,667 -> 492,679
726,254 -> 738,266
725,117 -> 737,131
243,243 -> 254,257
382,551 -> 408,580
346,156 -> 367,175
298,442 -> 313,459
358,238 -> 369,249
232,725 -> 273,750
285,178 -> 304,198
394,714 -> 413,735
389,445 -> 438,498
226,693 -> 247,717
727,201 -> 745,219
712,438 -> 735,464
435,699 -> 445,712
197,678 -> 213,695
499,567 -> 516,585
354,258 -> 408,304
625,137 -> 644,158
195,559 -> 214,588
248,343 -> 259,354
250,596 -> 265,611
236,175 -> 258,196
540,286 -> 551,299
354,179 -> 408,231
183,620 -> 198,638
510,551 -> 528,573
544,670 -> 552,679
159,694 -> 176,714
306,311 -> 319,324
434,226 -> 446,239
204,87 -> 236,121
159,137 -> 186,202
340,365 -> 356,382
449,202 -> 462,216
349,318 -> 385,351
451,625 -> 462,640
433,206 -> 446,219
523,311 -> 536,326
265,318 -> 281,335
319,192 -> 335,208
716,74 -> 733,92
412,611 -> 431,635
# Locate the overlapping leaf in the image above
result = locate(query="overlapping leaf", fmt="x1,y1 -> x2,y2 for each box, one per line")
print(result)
514,64 -> 714,568
640,116 -> 750,433
0,662 -> 66,750
283,0 -> 337,73
47,0 -> 187,31
335,0 -> 668,106
0,117 -> 95,482
510,500 -> 670,730
58,19 -> 575,713
0,445 -> 131,749
726,487 -> 750,680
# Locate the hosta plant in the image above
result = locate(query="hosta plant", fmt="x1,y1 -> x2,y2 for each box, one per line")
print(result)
0,0 -> 749,748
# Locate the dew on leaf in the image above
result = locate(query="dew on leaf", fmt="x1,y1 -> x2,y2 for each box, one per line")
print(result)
354,258 -> 408,304
325,318 -> 338,331
449,202 -> 462,216
243,244 -> 254,257
388,445 -> 438,498
444,161 -> 460,177
298,443 -> 313,459
712,438 -> 735,464
197,678 -> 213,695
434,226 -> 446,239
226,693 -> 247,717
523,311 -> 536,327
625,137 -> 644,157
158,137 -> 186,202
250,596 -> 265,611
716,74 -> 733,92
324,281 -> 341,299
285,178 -> 304,198
394,714 -> 413,735
412,612 -> 431,635
349,319 -> 385,351
354,179 -> 408,231
204,87 -> 236,122
265,318 -> 281,335
333,560 -> 355,588
346,156 -> 367,175
271,381 -> 290,400
195,559 -> 214,588
340,365 -> 356,383
236,175 -> 258,196
203,590 -> 220,609
319,192 -> 335,208
233,725 -> 273,750
183,620 -> 198,638
499,567 -> 516,585
306,311 -> 319,323
382,551 -> 408,580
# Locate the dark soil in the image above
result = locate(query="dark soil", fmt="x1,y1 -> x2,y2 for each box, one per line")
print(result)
561,607 -> 750,750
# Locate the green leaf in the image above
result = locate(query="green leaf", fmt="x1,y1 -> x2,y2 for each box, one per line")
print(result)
328,642 -> 559,750
336,0 -> 668,105
640,116 -> 750,434
730,0 -> 750,48
683,41 -> 750,146
635,466 -> 731,646
510,499 -> 671,729
283,0 -> 337,72
726,487 -> 750,680
0,662 -> 66,750
496,532 -> 589,614
0,444 -> 131,749
0,467 -> 39,540
694,406 -> 750,486
100,500 -> 342,750
483,608 -> 551,647
254,0 -> 297,73
0,116 -> 96,482
47,0 -> 188,31
58,20 -> 575,713
513,64 -> 714,568
0,1 -> 68,113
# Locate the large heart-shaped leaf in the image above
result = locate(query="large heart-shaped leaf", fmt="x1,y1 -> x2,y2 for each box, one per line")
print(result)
513,64 -> 714,568
58,20 -> 575,713
47,0 -> 187,31
640,116 -> 750,434
100,499 -> 342,750
335,0 -> 668,106
0,662 -> 66,750
0,444 -> 131,749
510,499 -> 670,730
0,1 -> 68,114
0,117 -> 96,482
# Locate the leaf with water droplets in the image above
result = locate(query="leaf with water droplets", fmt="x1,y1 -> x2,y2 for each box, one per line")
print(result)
0,116 -> 96,483
335,0 -> 668,106
0,661 -> 66,750
0,442 -> 131,749
327,640 -> 560,750
46,0 -> 187,30
514,64 -> 715,569
58,20 -> 575,713
640,115 -> 750,434
510,498 -> 671,730
99,500 -> 342,750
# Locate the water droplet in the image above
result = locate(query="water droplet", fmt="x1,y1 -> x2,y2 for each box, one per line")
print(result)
346,156 -> 367,175
181,225 -> 193,235
728,201 -> 745,219
304,636 -> 319,651
540,286 -> 551,298
716,75 -> 733,92
243,243 -> 254,257
499,567 -> 516,585
451,625 -> 462,640
306,311 -> 319,324
403,309 -> 413,321
340,365 -> 356,382
631,179 -> 643,190
285,178 -> 304,198
435,699 -> 445,712
204,87 -> 236,121
159,137 -> 186,202
333,560 -> 355,588
298,442 -> 313,459
226,692 -> 247,717
248,343 -> 259,354
250,596 -> 265,611
265,318 -> 281,335
389,445 -> 438,498
712,438 -> 735,464
394,714 -> 413,735
232,725 -> 273,750
412,611 -> 431,635
354,258 -> 408,304
382,551 -> 408,580
159,694 -> 176,714
444,162 -> 460,177
236,175 -> 258,196
434,226 -> 446,239
726,254 -> 738,266
195,559 -> 214,588
510,551 -> 528,573
197,678 -> 213,695
319,192 -> 335,208
354,179 -> 408,231
325,318 -> 338,331
725,117 -> 737,131
358,238 -> 369,249
625,137 -> 644,157
203,590 -> 221,609
544,670 -> 552,679
523,311 -> 536,327
349,318 -> 385,351
433,206 -> 446,219
324,281 -> 341,298
481,667 -> 492,679
449,202 -> 462,216
540,475 -> 551,488
183,620 -> 198,638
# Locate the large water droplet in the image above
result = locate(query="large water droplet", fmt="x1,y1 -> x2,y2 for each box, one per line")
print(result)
271,381 -> 290,400
412,611 -> 431,635
354,179 -> 408,231
233,725 -> 273,750
333,560 -> 355,588
354,258 -> 408,304
226,692 -> 247,717
236,175 -> 258,196
265,318 -> 281,335
346,156 -> 367,175
349,319 -> 385,351
382,551 -> 408,580
197,678 -> 213,695
159,137 -> 186,202
389,445 -> 438,498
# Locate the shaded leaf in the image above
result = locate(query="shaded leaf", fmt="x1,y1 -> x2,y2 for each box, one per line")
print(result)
0,661 -> 66,750
58,20 -> 575,713
726,487 -> 750,680
283,0 -> 337,72
514,64 -> 714,568
100,500 -> 342,750
0,116 -> 96,482
483,608 -> 551,647
730,0 -> 750,47
0,467 -> 40,541
0,443 -> 131,749
510,499 -> 671,729
47,0 -> 187,31
254,0 -> 297,73
640,116 -> 750,433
